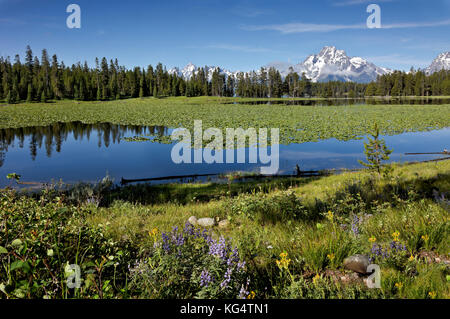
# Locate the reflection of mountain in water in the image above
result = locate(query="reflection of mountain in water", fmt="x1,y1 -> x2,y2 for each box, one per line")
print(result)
0,122 -> 168,167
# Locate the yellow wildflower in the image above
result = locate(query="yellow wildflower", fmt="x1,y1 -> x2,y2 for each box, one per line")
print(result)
408,254 -> 415,261
247,291 -> 256,299
395,282 -> 403,290
392,231 -> 400,242
421,234 -> 429,242
149,227 -> 159,238
369,236 -> 377,243
276,251 -> 291,270
326,211 -> 334,221
312,274 -> 321,285
428,291 -> 437,299
327,253 -> 335,261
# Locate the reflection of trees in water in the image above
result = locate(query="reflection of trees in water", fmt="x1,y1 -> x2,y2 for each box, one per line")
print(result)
0,122 -> 169,167
233,98 -> 450,106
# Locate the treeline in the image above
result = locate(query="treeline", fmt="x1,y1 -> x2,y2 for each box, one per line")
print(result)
366,69 -> 450,97
1,46 -> 449,104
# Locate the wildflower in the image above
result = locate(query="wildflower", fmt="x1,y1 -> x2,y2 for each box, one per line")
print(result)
200,269 -> 214,287
408,254 -> 415,261
247,291 -> 256,299
276,251 -> 291,270
326,211 -> 334,221
327,253 -> 335,261
428,291 -> 437,299
351,216 -> 360,236
220,267 -> 233,289
421,234 -> 429,242
312,274 -> 320,285
392,231 -> 400,242
149,227 -> 159,239
369,236 -> 377,243
238,278 -> 251,299
395,282 -> 403,290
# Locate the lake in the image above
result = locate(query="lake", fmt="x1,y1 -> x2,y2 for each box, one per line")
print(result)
226,98 -> 450,106
0,121 -> 448,187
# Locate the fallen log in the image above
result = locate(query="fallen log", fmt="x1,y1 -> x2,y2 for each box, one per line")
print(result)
121,173 -> 220,185
120,170 -> 327,185
405,150 -> 450,155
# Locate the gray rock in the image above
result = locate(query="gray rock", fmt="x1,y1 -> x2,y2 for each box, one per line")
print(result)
343,254 -> 370,274
218,219 -> 230,229
197,217 -> 216,227
187,216 -> 198,226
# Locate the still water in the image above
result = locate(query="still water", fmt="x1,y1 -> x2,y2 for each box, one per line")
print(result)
0,122 -> 448,186
228,98 -> 450,106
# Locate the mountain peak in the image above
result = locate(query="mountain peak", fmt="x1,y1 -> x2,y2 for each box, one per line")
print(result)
426,52 -> 450,74
268,46 -> 391,83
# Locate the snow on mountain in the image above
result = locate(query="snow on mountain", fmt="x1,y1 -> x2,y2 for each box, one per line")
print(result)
168,63 -> 238,81
425,52 -> 450,74
267,46 -> 391,83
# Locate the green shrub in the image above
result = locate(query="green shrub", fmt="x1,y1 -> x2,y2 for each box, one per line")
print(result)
0,189 -> 137,299
225,189 -> 309,223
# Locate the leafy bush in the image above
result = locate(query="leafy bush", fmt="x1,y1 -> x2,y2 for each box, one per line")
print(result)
0,189 -> 137,299
128,223 -> 251,299
225,189 -> 309,223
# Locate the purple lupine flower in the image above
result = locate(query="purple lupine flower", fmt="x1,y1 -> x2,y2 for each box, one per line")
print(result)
220,267 -> 233,289
238,278 -> 251,299
237,261 -> 246,271
183,222 -> 195,236
351,216 -> 360,236
209,236 -> 230,261
200,269 -> 214,287
161,232 -> 171,252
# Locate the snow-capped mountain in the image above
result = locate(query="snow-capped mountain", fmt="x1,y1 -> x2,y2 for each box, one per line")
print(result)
425,52 -> 450,74
168,63 -> 238,81
267,46 -> 391,83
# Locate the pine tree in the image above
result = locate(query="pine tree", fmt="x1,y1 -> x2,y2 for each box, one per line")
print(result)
26,83 -> 33,102
6,90 -> 13,104
41,89 -> 47,103
358,123 -> 393,175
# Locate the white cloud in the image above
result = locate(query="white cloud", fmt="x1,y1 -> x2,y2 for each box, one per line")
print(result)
242,19 -> 450,34
333,0 -> 396,6
241,22 -> 365,34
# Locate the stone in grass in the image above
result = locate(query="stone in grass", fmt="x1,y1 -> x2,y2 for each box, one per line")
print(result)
218,219 -> 230,229
187,216 -> 198,226
343,254 -> 370,274
197,217 -> 216,227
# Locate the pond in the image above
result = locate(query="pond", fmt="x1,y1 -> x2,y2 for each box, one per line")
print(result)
0,121 -> 448,187
229,98 -> 450,106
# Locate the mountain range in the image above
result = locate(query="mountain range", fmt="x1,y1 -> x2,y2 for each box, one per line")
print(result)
168,46 -> 450,83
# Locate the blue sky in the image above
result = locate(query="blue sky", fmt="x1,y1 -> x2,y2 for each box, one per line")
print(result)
0,0 -> 449,71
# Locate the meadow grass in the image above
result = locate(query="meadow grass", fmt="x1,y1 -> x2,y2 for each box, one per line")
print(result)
1,160 -> 448,298
79,160 -> 449,298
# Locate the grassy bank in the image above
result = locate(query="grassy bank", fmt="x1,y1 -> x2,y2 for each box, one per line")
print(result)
1,160 -> 449,299
0,97 -> 449,144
